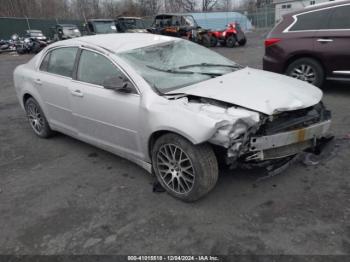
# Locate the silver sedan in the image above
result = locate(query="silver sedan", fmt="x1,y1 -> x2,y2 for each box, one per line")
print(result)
14,33 -> 331,201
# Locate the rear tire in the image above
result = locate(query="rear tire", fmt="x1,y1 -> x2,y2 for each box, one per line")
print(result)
201,34 -> 211,48
238,38 -> 247,46
226,36 -> 236,48
16,47 -> 26,54
24,97 -> 54,138
286,57 -> 324,87
152,133 -> 218,202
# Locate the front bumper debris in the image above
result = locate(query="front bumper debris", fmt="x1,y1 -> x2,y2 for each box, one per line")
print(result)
244,135 -> 335,182
246,120 -> 331,161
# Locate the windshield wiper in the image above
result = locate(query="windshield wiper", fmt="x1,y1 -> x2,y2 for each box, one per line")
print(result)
146,65 -> 222,76
178,63 -> 242,70
147,65 -> 193,74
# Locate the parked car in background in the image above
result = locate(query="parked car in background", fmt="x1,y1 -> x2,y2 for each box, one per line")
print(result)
14,34 -> 332,201
263,0 -> 350,87
85,19 -> 117,34
51,24 -> 81,41
0,38 -> 15,53
211,22 -> 247,47
150,14 -> 216,47
115,17 -> 148,33
14,33 -> 49,54
15,36 -> 48,54
25,30 -> 48,41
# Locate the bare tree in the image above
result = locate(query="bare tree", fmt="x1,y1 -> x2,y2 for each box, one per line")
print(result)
0,0 -> 180,19
221,0 -> 233,11
202,0 -> 218,11
239,0 -> 258,13
164,0 -> 196,13
72,0 -> 102,19
138,0 -> 162,16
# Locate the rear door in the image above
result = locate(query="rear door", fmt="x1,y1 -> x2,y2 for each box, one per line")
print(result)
38,47 -> 78,135
282,8 -> 331,67
315,4 -> 350,80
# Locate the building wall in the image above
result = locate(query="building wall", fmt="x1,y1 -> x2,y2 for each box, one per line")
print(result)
275,0 -> 333,22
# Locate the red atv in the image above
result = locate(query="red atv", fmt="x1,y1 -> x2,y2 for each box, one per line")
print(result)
211,22 -> 247,48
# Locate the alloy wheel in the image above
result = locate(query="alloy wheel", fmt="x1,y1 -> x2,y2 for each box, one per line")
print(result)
289,64 -> 316,84
27,103 -> 44,134
156,144 -> 195,194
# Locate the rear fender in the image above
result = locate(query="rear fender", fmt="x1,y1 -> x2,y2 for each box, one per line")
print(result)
21,87 -> 48,117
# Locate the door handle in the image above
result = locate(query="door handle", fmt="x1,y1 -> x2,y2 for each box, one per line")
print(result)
34,78 -> 42,85
317,38 -> 333,43
71,89 -> 84,97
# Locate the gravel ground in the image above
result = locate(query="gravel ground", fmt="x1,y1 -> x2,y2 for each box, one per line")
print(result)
0,31 -> 350,255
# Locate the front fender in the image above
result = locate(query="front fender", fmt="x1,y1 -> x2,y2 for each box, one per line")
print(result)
139,95 -> 221,162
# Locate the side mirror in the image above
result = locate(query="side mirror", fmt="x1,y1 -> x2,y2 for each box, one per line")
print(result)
103,76 -> 133,93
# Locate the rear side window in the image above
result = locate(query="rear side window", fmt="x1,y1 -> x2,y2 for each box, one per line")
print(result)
328,5 -> 350,29
77,50 -> 125,86
289,9 -> 332,31
46,47 -> 78,77
39,52 -> 50,71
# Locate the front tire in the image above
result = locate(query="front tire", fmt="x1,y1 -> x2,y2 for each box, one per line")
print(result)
24,97 -> 54,138
152,133 -> 218,202
226,36 -> 237,48
285,57 -> 324,87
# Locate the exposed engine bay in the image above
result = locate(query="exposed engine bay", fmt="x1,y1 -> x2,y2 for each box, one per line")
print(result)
169,95 -> 332,171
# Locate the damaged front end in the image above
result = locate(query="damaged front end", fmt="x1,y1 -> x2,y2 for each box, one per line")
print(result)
207,101 -> 332,172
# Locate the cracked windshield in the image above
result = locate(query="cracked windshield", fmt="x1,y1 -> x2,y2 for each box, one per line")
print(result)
118,39 -> 242,93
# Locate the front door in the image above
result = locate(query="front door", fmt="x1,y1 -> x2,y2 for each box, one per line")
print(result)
69,49 -> 142,158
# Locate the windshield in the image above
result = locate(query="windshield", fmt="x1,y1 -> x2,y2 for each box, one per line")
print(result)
118,39 -> 241,93
93,21 -> 117,33
154,15 -> 196,28
63,27 -> 81,36
183,16 -> 196,27
120,19 -> 145,30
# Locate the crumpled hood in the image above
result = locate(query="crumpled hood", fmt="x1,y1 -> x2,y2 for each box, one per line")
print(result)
167,67 -> 323,115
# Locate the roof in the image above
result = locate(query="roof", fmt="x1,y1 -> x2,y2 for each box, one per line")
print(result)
87,19 -> 115,22
283,0 -> 350,16
273,0 -> 298,4
304,0 -> 350,9
274,0 -> 349,5
57,24 -> 78,27
155,13 -> 193,18
117,17 -> 142,20
27,30 -> 42,32
52,33 -> 175,53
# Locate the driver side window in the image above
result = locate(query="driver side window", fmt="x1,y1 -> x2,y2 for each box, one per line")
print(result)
77,49 -> 134,92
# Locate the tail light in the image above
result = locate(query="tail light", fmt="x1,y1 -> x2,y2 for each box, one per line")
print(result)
264,38 -> 281,47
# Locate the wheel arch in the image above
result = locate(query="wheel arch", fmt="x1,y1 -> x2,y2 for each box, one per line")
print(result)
23,93 -> 33,106
147,129 -> 204,160
21,91 -> 49,120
